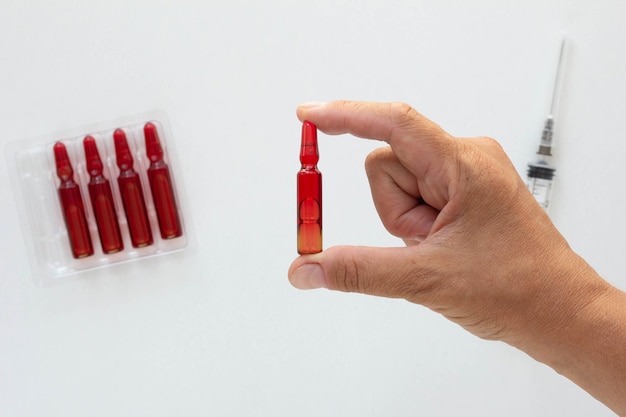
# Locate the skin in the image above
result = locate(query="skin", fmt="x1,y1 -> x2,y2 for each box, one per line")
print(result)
288,100 -> 626,416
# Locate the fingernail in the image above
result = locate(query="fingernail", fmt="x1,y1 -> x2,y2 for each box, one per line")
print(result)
290,264 -> 327,290
298,101 -> 326,110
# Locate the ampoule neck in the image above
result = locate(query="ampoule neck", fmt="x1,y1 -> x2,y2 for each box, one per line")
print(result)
300,121 -> 319,166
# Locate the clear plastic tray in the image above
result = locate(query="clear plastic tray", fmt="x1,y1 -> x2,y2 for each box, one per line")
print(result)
5,112 -> 192,285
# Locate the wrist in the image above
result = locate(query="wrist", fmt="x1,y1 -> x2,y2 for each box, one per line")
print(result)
512,251 -> 626,414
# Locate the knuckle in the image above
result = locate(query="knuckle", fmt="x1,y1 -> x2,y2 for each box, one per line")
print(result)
327,248 -> 368,293
389,102 -> 416,124
474,136 -> 505,154
340,258 -> 363,293
482,135 -> 503,149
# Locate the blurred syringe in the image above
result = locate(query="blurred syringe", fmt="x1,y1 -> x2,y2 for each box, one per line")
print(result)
527,37 -> 567,211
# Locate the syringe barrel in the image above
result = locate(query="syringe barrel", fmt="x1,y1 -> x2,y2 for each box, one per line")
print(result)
527,162 -> 556,211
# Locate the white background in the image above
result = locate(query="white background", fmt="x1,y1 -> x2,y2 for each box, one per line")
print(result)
1,1 -> 625,416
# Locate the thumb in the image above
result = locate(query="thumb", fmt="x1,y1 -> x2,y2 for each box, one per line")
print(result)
288,245 -> 439,300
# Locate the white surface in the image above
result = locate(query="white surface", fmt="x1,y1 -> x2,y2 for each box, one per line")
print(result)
1,1 -> 624,416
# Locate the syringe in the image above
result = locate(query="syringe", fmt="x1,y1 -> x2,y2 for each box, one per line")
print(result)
527,38 -> 567,211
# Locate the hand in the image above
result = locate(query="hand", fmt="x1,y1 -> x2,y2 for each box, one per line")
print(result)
289,100 -> 581,341
288,101 -> 626,415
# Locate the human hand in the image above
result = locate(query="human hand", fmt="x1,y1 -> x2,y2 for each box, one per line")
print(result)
287,101 -> 626,414
290,100 -> 578,339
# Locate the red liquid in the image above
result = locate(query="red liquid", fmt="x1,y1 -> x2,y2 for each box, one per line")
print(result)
297,121 -> 322,254
84,135 -> 124,254
114,129 -> 154,247
144,122 -> 183,239
53,142 -> 94,258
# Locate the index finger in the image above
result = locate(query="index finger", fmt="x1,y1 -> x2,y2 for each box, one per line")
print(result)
296,100 -> 451,145
296,100 -> 458,202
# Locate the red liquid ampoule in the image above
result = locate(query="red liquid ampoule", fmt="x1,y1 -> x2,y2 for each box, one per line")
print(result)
114,128 -> 154,248
53,142 -> 94,258
83,135 -> 124,254
144,122 -> 183,239
297,120 -> 322,254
